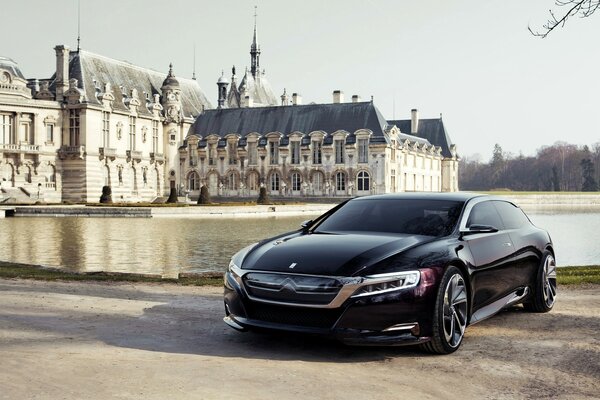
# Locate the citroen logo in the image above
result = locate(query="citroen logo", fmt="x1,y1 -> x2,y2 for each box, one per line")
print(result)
289,263 -> 297,269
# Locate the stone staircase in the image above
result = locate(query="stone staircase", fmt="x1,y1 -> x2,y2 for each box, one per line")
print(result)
0,187 -> 34,204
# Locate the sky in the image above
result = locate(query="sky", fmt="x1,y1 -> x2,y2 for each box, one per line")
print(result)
2,0 -> 599,160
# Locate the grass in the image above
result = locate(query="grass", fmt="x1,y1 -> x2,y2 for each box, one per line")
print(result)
1,262 -> 598,286
0,262 -> 223,286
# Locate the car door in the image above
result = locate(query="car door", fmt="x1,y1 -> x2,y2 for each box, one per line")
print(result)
492,200 -> 540,288
461,200 -> 518,311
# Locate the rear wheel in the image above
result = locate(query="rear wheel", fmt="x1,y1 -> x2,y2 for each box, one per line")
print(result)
523,251 -> 556,313
421,266 -> 468,354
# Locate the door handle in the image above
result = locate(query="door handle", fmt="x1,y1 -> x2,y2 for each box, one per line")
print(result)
502,242 -> 512,247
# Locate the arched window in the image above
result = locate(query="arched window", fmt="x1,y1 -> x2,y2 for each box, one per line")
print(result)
247,171 -> 259,191
227,172 -> 237,190
291,172 -> 301,191
312,171 -> 323,191
357,171 -> 370,191
336,172 -> 346,191
187,171 -> 199,191
270,173 -> 280,191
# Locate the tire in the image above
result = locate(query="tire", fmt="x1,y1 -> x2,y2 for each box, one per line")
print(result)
523,250 -> 557,313
420,266 -> 468,354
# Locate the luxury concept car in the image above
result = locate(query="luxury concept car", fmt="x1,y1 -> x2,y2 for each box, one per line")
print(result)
223,193 -> 556,354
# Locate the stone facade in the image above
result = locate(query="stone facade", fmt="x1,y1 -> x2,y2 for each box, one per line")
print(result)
0,48 -> 212,203
179,101 -> 458,199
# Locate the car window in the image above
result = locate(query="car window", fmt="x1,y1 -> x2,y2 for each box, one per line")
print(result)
313,199 -> 464,237
493,201 -> 530,229
466,201 -> 504,230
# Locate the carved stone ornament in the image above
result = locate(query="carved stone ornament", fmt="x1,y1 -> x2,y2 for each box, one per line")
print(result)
165,105 -> 181,124
116,122 -> 123,140
142,126 -> 148,143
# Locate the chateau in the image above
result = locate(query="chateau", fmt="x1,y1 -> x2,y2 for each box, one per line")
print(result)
0,21 -> 458,204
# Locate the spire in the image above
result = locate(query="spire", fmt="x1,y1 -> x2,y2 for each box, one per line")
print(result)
192,44 -> 196,80
250,6 -> 261,79
76,0 -> 81,51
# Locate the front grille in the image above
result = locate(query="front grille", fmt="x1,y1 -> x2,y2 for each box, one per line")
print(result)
243,272 -> 343,305
245,302 -> 342,329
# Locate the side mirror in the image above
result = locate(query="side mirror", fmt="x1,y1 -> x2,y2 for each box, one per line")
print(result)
300,220 -> 313,230
461,224 -> 499,236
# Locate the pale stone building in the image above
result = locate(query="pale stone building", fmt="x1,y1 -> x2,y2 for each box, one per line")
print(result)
0,47 -> 212,203
179,94 -> 458,199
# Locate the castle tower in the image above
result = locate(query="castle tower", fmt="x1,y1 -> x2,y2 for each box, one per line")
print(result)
250,7 -> 261,80
216,70 -> 229,109
161,63 -> 182,124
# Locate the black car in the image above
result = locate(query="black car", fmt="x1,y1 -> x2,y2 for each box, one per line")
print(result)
223,193 -> 556,354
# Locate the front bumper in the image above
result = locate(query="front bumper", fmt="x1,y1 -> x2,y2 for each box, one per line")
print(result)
223,268 -> 440,346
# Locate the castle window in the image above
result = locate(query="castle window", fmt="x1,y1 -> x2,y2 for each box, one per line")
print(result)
102,111 -> 110,147
391,140 -> 396,160
152,120 -> 159,153
228,142 -> 237,165
336,171 -> 346,191
129,116 -> 136,150
208,143 -> 217,165
247,171 -> 259,191
291,172 -> 301,191
358,139 -> 368,163
269,141 -> 279,165
227,172 -> 237,190
247,142 -> 257,165
312,172 -> 323,191
391,169 -> 396,192
290,141 -> 300,164
46,125 -> 54,143
187,171 -> 199,191
335,140 -> 345,164
357,171 -> 370,191
312,140 -> 322,164
69,109 -> 80,146
0,114 -> 14,144
270,172 -> 280,191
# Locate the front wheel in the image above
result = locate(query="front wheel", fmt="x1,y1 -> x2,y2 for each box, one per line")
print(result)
420,266 -> 468,354
523,251 -> 557,313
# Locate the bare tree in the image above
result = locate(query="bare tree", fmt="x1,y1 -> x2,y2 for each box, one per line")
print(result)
530,0 -> 600,38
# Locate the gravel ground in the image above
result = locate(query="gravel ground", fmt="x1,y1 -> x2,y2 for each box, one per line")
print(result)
0,278 -> 598,400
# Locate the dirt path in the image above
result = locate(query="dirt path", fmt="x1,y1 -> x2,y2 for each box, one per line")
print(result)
0,278 -> 598,400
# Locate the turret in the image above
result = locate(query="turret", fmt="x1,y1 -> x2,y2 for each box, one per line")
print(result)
161,63 -> 182,124
250,7 -> 261,79
217,70 -> 229,109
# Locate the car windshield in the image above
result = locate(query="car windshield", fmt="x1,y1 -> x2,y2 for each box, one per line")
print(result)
314,199 -> 464,237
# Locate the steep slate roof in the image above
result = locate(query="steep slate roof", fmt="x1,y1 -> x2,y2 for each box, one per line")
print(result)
51,50 -> 212,117
387,118 -> 453,157
238,69 -> 278,107
189,101 -> 389,143
0,56 -> 26,79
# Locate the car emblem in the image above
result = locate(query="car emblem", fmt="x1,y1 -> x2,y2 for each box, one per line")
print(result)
288,263 -> 297,269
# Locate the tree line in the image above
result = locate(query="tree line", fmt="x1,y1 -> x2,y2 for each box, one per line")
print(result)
459,142 -> 600,192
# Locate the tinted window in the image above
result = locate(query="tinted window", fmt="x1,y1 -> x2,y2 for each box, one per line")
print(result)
467,201 -> 504,229
314,199 -> 464,237
493,201 -> 530,229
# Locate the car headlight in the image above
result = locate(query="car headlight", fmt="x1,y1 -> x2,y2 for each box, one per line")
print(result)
351,271 -> 420,298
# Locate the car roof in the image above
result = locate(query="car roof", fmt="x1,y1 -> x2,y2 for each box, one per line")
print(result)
351,192 -> 487,202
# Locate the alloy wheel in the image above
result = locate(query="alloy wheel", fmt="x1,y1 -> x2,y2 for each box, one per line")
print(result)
443,273 -> 468,348
543,255 -> 557,308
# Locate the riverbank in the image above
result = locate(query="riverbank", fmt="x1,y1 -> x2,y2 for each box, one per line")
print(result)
1,262 -> 598,286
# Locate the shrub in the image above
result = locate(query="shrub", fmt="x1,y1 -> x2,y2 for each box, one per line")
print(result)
166,188 -> 178,203
256,187 -> 271,204
99,186 -> 113,203
197,185 -> 211,204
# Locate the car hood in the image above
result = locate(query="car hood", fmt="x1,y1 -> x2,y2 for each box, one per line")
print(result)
241,232 -> 432,277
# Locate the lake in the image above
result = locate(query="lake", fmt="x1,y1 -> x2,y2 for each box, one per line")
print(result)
0,208 -> 598,276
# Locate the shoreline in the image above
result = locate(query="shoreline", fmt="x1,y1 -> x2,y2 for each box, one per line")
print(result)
1,261 -> 598,286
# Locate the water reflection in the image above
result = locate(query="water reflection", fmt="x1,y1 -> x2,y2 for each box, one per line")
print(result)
1,210 -> 598,276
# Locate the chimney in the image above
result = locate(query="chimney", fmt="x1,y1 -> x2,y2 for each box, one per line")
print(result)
333,90 -> 344,104
54,45 -> 70,102
352,95 -> 361,103
411,108 -> 419,134
242,94 -> 253,108
292,92 -> 302,105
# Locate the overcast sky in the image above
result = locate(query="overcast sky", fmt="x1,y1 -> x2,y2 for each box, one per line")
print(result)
3,0 -> 599,160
